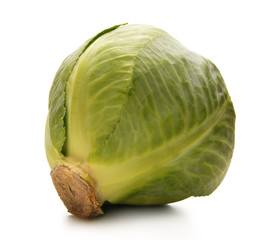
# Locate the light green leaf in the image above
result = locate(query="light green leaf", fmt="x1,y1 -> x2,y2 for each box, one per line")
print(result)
47,24 -> 123,158
77,25 -> 236,203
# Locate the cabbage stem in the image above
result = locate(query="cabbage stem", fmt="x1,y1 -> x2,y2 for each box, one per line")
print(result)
50,164 -> 103,218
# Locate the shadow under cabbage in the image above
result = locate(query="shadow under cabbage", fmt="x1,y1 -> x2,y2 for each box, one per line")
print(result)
67,202 -> 183,223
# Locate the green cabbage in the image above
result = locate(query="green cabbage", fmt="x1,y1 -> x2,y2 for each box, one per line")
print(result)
45,24 -> 235,218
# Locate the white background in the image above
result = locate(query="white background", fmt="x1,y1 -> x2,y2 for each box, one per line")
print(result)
0,0 -> 276,239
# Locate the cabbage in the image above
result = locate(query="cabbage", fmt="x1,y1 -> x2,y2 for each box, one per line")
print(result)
45,24 -> 235,218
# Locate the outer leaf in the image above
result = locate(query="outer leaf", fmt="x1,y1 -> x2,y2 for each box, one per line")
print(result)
46,24 -> 123,166
64,25 -> 168,161
83,25 -> 235,203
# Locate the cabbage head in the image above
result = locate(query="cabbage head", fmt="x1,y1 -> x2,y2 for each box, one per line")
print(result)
45,24 -> 235,218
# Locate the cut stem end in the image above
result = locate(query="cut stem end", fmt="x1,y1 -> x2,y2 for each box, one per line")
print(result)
50,165 -> 103,218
